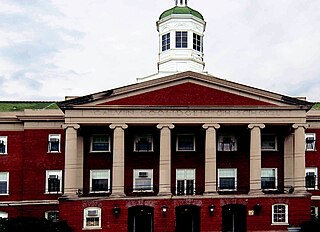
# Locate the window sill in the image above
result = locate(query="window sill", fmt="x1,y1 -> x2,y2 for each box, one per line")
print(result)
47,152 -> 61,154
133,150 -> 154,153
89,151 -> 111,153
306,188 -> 319,190
83,227 -> 102,230
44,192 -> 63,195
133,190 -> 154,193
0,194 -> 9,196
261,149 -> 278,152
271,223 -> 289,226
89,191 -> 110,194
0,153 -> 8,155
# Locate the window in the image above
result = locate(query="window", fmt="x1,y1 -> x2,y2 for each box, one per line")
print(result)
45,211 -> 59,222
176,134 -> 195,151
0,136 -> 7,154
176,31 -> 188,48
45,170 -> 62,194
134,134 -> 153,152
0,211 -> 8,219
261,168 -> 277,190
311,206 -> 319,220
272,204 -> 288,224
48,134 -> 60,152
0,172 -> 9,195
306,133 -> 316,151
162,33 -> 170,51
90,135 -> 110,152
176,169 -> 195,195
193,33 -> 202,52
218,135 -> 237,151
133,169 -> 153,192
261,134 -> 277,151
90,170 -> 110,193
306,167 -> 318,189
83,207 -> 101,229
218,169 -> 237,191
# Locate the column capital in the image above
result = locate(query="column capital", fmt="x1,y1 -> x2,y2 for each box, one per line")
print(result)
292,123 -> 308,129
248,123 -> 265,129
62,123 -> 80,130
157,123 -> 175,130
202,123 -> 220,130
109,123 -> 128,130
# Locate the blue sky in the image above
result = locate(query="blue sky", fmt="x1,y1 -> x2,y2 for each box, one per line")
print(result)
0,0 -> 319,101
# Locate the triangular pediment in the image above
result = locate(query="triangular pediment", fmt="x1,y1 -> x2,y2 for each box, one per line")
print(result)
59,71 -> 312,110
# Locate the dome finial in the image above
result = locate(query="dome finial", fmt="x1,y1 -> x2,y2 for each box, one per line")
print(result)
175,0 -> 188,7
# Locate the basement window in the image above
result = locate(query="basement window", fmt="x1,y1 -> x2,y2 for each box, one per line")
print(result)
272,204 -> 288,224
83,207 -> 101,229
0,211 -> 8,219
311,206 -> 319,220
45,211 -> 59,222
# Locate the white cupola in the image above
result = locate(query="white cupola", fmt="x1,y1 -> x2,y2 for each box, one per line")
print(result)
157,0 -> 206,73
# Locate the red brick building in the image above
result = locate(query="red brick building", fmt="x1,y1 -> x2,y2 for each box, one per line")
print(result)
1,1 -> 320,232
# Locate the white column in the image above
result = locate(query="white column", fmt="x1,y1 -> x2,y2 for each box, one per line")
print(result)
157,123 -> 175,196
110,123 -> 128,197
248,123 -> 265,194
203,123 -> 220,194
292,124 -> 308,193
63,124 -> 80,197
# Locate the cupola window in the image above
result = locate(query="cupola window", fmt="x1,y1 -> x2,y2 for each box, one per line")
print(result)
193,33 -> 202,52
162,33 -> 170,51
176,31 -> 188,48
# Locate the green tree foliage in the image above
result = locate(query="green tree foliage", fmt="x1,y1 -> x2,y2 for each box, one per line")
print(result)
0,217 -> 72,232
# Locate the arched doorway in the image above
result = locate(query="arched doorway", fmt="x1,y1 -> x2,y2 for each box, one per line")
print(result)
128,206 -> 154,232
222,204 -> 247,232
175,205 -> 200,232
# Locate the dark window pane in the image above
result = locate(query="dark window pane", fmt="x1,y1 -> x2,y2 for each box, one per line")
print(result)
0,182 -> 7,194
306,174 -> 316,188
49,141 -> 59,152
220,177 -> 235,189
92,179 -> 108,192
261,177 -> 276,189
186,180 -> 194,195
48,177 -> 60,192
177,180 -> 184,195
0,144 -> 5,153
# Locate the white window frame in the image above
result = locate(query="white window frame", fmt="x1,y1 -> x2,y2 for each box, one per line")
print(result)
176,169 -> 196,195
0,136 -> 8,155
45,211 -> 59,222
261,168 -> 278,190
162,32 -> 170,51
133,134 -> 153,152
90,169 -> 110,193
0,211 -> 8,218
176,134 -> 196,152
48,134 -> 61,153
83,207 -> 101,229
306,133 -> 316,151
272,204 -> 288,225
218,168 -> 237,191
261,134 -> 278,151
133,169 -> 153,192
218,135 -> 237,151
0,172 -> 9,195
45,170 -> 62,194
90,134 -> 111,152
311,206 -> 319,220
305,167 -> 318,190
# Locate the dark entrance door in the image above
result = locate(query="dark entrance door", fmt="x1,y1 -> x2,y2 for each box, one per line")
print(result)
175,205 -> 200,232
128,206 -> 153,232
222,204 -> 247,232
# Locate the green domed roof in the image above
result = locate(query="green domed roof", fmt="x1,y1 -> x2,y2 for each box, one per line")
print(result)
159,6 -> 204,20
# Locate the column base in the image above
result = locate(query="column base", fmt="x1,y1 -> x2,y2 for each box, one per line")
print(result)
248,190 -> 263,196
110,192 -> 126,198
157,192 -> 172,197
203,191 -> 219,196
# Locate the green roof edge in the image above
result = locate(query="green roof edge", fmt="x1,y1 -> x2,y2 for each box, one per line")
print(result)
159,6 -> 204,20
